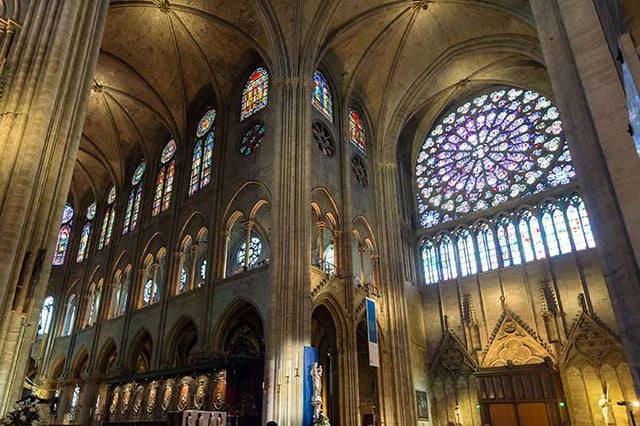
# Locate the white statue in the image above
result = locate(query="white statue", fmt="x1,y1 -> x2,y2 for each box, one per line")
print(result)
599,393 -> 615,425
310,362 -> 323,418
454,404 -> 463,426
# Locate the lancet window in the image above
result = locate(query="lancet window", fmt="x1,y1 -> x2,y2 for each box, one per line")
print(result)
123,161 -> 145,234
190,108 -> 216,195
241,67 -> 269,120
76,202 -> 96,263
98,185 -> 117,250
312,71 -> 333,122
153,139 -> 176,216
53,203 -> 74,266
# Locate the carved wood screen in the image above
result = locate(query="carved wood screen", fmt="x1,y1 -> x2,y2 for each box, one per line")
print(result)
475,363 -> 567,426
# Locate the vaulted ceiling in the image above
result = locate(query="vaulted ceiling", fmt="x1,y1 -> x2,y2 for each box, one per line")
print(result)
71,0 -> 633,208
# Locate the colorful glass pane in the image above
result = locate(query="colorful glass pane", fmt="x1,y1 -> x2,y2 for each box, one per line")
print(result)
76,222 -> 91,262
519,216 -> 535,262
457,229 -> 477,276
438,235 -> 457,280
162,160 -> 175,211
476,223 -> 498,272
349,108 -> 366,152
553,208 -> 572,254
542,212 -> 559,256
53,224 -> 71,266
123,190 -> 134,234
153,168 -> 165,216
106,208 -> 115,246
132,186 -> 142,230
578,200 -> 596,248
161,139 -> 177,164
62,203 -> 74,223
567,205 -> 586,250
422,240 -> 439,284
201,133 -> 214,185
239,122 -> 266,156
241,67 -> 269,120
530,216 -> 546,259
197,108 -> 216,138
312,71 -> 333,122
189,141 -> 203,196
416,87 -> 576,228
107,185 -> 117,204
87,202 -> 96,220
132,161 -> 145,185
98,209 -> 109,250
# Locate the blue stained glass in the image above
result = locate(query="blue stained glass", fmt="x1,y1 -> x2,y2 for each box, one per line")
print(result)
416,87 -> 576,228
312,71 -> 333,122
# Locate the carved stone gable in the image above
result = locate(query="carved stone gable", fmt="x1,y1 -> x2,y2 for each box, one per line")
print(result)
482,309 -> 553,368
561,312 -> 624,369
430,330 -> 477,379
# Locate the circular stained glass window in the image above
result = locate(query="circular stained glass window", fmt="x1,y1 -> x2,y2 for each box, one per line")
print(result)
240,122 -> 266,156
196,108 -> 216,138
107,185 -> 117,205
236,236 -> 262,267
351,155 -> 368,187
312,120 -> 334,156
415,87 -> 576,228
161,139 -> 177,164
132,161 -> 146,185
87,202 -> 96,220
62,203 -> 74,224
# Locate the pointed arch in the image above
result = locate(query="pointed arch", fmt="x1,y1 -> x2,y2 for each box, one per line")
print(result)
128,328 -> 153,373
213,299 -> 264,357
165,316 -> 199,368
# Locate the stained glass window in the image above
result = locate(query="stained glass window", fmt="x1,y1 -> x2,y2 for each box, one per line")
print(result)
438,235 -> 457,280
456,229 -> 477,276
422,240 -> 439,284
38,296 -> 54,336
53,204 -> 74,266
239,122 -> 266,156
241,67 -> 269,121
416,87 -> 576,228
141,252 -> 164,306
76,222 -> 92,263
237,236 -> 262,268
190,109 -> 216,195
85,281 -> 102,327
153,140 -> 176,216
476,222 -> 498,272
99,186 -> 116,250
420,194 -> 595,284
349,108 -> 366,152
111,267 -> 130,318
124,161 -> 145,234
63,294 -> 77,336
69,385 -> 80,421
312,71 -> 333,122
77,202 -> 95,263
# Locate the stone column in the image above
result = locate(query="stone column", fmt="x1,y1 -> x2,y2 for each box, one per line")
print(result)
263,76 -> 312,425
78,374 -> 101,426
530,0 -> 640,392
374,163 -> 417,424
0,0 -> 109,410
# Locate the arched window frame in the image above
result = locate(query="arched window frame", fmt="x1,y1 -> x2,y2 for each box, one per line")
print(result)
475,222 -> 499,272
240,67 -> 270,121
123,161 -> 145,234
349,107 -> 367,153
62,294 -> 77,336
421,239 -> 440,284
53,203 -> 74,266
312,70 -> 333,122
456,228 -> 477,277
98,185 -> 117,250
38,296 -> 54,336
76,202 -> 95,262
140,250 -> 165,307
153,139 -> 176,216
190,108 -> 216,196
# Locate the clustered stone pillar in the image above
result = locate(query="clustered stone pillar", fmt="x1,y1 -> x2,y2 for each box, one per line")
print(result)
0,0 -> 109,411
530,0 -> 640,393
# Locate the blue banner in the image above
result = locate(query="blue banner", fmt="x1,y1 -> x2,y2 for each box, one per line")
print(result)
303,346 -> 318,426
366,298 -> 380,367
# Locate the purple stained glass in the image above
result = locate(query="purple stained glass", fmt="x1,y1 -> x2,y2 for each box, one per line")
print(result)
132,161 -> 145,185
160,139 -> 176,164
416,87 -> 576,228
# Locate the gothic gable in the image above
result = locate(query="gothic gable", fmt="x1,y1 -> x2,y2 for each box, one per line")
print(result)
429,329 -> 477,379
481,308 -> 553,368
561,311 -> 625,369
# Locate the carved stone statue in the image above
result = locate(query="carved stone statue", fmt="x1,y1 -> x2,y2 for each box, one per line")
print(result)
599,393 -> 615,425
310,362 -> 323,418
